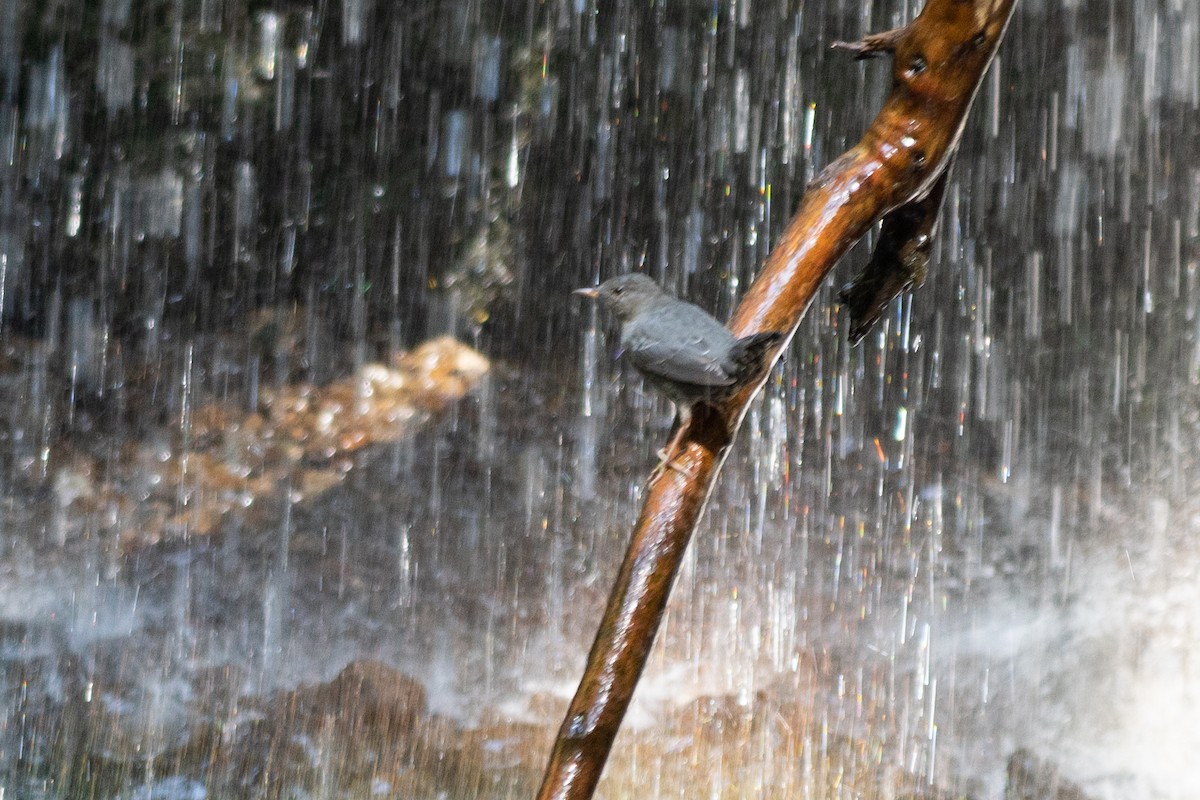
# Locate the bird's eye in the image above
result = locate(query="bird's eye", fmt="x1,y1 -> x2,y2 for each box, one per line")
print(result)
614,287 -> 624,295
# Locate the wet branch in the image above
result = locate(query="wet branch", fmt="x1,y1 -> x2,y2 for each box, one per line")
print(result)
536,1 -> 1018,798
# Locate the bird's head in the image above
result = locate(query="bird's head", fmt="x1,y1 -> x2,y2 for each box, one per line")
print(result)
574,273 -> 665,321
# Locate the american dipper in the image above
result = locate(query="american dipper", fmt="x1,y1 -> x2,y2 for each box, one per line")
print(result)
575,273 -> 783,476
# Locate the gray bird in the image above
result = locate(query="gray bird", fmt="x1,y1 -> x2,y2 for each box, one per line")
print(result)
575,273 -> 782,476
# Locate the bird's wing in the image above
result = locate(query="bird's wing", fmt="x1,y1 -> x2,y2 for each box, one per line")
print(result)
623,303 -> 736,387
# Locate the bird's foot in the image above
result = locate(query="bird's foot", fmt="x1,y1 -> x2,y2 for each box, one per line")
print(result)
648,408 -> 696,484
649,446 -> 693,484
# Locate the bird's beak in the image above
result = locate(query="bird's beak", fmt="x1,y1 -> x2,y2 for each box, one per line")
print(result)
573,287 -> 600,299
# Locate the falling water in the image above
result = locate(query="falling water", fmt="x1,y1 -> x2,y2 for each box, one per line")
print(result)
0,0 -> 1195,798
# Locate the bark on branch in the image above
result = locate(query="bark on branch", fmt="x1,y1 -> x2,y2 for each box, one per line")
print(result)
537,1 -> 1017,797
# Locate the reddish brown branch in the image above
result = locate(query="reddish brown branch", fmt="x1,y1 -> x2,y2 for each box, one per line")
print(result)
536,1 -> 1018,798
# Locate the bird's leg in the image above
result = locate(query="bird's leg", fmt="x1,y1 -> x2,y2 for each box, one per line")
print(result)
655,412 -> 681,461
650,405 -> 694,482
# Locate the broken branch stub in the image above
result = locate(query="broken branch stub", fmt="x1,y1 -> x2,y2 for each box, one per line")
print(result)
830,27 -> 906,60
536,1 -> 1018,799
839,162 -> 953,344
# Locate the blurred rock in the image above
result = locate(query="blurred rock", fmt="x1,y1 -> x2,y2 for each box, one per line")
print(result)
1007,749 -> 1096,800
38,336 -> 489,549
178,659 -> 538,798
284,658 -> 429,745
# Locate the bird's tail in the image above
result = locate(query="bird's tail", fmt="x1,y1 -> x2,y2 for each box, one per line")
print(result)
728,331 -> 785,383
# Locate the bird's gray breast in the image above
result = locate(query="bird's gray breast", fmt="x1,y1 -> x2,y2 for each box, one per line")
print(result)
620,299 -> 737,391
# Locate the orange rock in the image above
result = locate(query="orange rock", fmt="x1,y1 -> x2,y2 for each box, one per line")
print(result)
58,337 -> 491,551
